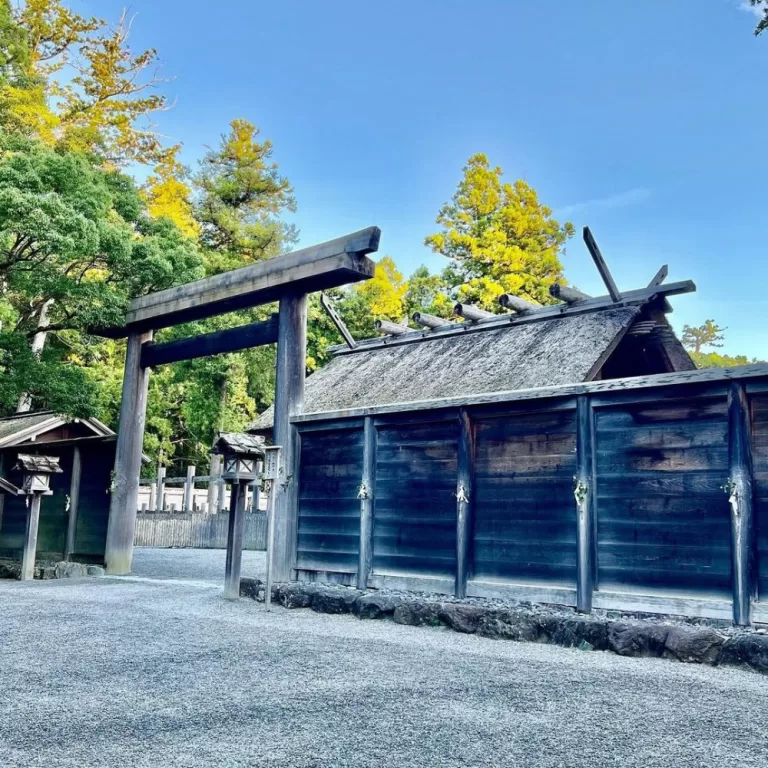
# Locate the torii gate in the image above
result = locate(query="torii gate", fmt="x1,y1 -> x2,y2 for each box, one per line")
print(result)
97,227 -> 380,577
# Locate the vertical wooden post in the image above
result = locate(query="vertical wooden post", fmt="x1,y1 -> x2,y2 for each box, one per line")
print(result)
252,459 -> 262,511
357,417 -> 376,590
64,446 -> 82,560
20,494 -> 41,581
216,479 -> 226,514
0,454 -> 6,535
728,382 -> 755,626
183,464 -> 196,512
575,396 -> 595,613
208,455 -> 221,513
455,409 -> 475,598
224,481 -> 246,600
154,465 -> 166,512
105,330 -> 153,575
272,292 -> 307,582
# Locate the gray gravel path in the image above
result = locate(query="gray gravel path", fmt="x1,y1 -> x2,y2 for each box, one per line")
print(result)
1,549 -> 767,768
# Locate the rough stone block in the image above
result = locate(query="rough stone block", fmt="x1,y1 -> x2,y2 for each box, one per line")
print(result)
240,577 -> 262,600
311,587 -> 363,615
608,622 -> 669,658
477,610 -> 544,642
354,592 -> 404,620
276,583 -> 313,609
53,562 -> 88,579
720,634 -> 768,674
438,604 -> 486,634
393,600 -> 442,627
662,626 -> 724,665
86,565 -> 106,577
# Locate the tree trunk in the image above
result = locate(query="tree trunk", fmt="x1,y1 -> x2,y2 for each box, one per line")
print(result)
17,299 -> 54,413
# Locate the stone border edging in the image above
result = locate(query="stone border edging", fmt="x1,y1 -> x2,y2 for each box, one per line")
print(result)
240,578 -> 768,674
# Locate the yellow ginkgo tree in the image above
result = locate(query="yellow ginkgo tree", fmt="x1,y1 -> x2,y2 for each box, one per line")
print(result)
425,153 -> 574,310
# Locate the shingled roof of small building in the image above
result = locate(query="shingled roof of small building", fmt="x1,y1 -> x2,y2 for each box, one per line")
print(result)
249,282 -> 695,433
212,432 -> 266,456
14,454 -> 63,473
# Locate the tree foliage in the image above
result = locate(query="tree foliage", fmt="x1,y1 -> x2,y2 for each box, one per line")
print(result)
425,153 -> 574,310
749,0 -> 768,35
681,319 -> 725,355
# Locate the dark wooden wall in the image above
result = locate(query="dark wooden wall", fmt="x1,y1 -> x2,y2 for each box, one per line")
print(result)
753,394 -> 768,601
292,372 -> 768,624
296,426 -> 363,574
373,419 -> 458,578
473,406 -> 577,585
594,394 -> 731,596
0,441 -> 114,564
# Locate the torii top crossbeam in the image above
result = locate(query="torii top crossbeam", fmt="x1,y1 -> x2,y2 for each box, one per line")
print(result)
98,227 -> 380,337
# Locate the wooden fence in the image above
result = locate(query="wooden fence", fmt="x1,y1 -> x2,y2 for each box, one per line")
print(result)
288,364 -> 768,625
135,511 -> 267,550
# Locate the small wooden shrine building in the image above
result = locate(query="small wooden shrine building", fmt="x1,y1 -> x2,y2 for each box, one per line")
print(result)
244,242 -> 768,627
0,412 -> 117,564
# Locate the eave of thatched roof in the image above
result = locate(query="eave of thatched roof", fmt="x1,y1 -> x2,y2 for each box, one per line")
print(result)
249,305 -> 640,432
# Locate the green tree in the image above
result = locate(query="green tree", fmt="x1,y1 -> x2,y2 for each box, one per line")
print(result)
425,153 -> 574,310
749,0 -> 767,35
0,131 -> 200,415
681,319 -> 725,355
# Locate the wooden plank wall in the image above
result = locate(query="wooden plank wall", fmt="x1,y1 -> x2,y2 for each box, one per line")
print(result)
296,427 -> 363,573
291,374 -> 768,623
594,395 -> 731,596
373,419 -> 458,578
134,511 -> 267,550
752,394 -> 768,601
473,406 -> 577,585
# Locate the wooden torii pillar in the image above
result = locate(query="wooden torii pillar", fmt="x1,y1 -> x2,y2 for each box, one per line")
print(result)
99,227 -> 380,575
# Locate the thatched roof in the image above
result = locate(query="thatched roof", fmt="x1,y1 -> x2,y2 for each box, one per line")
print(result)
250,306 -> 641,431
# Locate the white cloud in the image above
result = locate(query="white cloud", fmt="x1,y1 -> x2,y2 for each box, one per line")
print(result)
556,188 -> 651,218
739,1 -> 764,20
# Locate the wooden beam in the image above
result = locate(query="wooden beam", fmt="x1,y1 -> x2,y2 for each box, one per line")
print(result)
153,465 -> 166,512
223,480 -> 247,599
291,362 -> 768,425
95,228 -> 380,337
550,284 -> 592,303
272,292 -> 307,582
64,446 -> 82,560
356,417 -> 376,590
183,464 -> 196,513
454,303 -> 495,321
330,280 -> 696,356
105,330 -> 153,574
455,409 -> 475,599
575,396 -> 595,613
375,319 -> 410,336
648,265 -> 668,288
207,455 -> 221,513
140,315 -> 279,368
583,227 -> 621,302
20,494 -> 41,581
320,293 -> 356,350
498,294 -> 538,313
413,311 -> 451,329
728,382 -> 755,626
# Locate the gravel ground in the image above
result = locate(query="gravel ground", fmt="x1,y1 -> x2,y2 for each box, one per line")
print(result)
1,549 -> 767,768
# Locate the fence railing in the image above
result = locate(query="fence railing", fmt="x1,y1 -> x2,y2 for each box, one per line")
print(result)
135,511 -> 267,550
138,456 -> 264,514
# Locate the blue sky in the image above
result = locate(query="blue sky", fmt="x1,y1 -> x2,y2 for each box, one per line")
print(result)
86,0 -> 767,357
